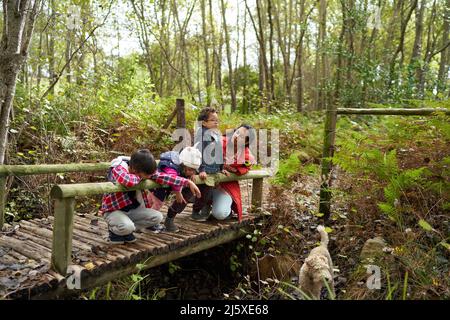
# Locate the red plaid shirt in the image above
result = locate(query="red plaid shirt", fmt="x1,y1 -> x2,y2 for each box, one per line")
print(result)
100,164 -> 189,214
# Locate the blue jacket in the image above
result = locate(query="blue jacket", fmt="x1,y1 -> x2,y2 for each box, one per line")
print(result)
194,126 -> 223,174
158,151 -> 182,175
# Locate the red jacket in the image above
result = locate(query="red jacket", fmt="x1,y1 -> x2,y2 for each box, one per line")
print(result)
219,136 -> 255,221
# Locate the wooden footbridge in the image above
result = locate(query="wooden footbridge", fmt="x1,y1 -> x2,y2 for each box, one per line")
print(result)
0,164 -> 270,299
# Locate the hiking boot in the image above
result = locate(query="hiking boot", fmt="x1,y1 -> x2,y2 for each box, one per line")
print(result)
108,230 -> 125,244
123,233 -> 137,243
164,217 -> 179,233
147,224 -> 165,233
190,210 -> 209,222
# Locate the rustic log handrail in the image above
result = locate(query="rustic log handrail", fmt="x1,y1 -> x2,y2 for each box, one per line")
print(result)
0,162 -> 111,177
337,107 -> 450,115
50,170 -> 270,199
319,106 -> 450,219
50,169 -> 270,275
0,162 -> 111,230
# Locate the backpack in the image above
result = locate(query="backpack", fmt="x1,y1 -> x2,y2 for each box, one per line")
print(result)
158,151 -> 182,175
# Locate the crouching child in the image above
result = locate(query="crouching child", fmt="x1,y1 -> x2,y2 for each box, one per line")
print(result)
100,149 -> 200,244
151,146 -> 202,232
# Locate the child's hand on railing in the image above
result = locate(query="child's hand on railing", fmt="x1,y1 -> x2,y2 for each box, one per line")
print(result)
199,172 -> 208,180
221,169 -> 230,176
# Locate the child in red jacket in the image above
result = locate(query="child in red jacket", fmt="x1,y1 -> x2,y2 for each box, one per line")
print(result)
216,124 -> 256,221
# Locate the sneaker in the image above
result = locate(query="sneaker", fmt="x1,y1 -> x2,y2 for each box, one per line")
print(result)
147,224 -> 165,233
164,217 -> 179,233
123,233 -> 137,243
108,230 -> 125,244
191,210 -> 209,222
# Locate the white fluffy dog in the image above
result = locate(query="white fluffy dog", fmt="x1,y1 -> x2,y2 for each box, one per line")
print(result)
298,225 -> 335,299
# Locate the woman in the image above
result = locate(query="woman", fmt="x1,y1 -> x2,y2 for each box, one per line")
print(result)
205,124 -> 256,221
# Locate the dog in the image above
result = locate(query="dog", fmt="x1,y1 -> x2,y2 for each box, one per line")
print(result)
298,225 -> 335,299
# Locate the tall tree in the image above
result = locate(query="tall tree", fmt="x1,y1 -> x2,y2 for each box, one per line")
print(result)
410,0 -> 426,93
200,0 -> 212,106
437,0 -> 449,96
0,0 -> 42,164
221,0 -> 237,112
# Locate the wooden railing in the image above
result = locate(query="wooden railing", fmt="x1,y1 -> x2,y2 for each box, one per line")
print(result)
43,169 -> 270,275
319,107 -> 450,219
0,162 -> 111,229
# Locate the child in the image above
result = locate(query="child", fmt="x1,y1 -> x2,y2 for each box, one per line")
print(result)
218,124 -> 257,221
192,107 -> 229,221
100,149 -> 200,244
150,146 -> 202,232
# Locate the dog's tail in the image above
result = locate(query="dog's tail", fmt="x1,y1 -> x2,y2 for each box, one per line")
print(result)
317,225 -> 329,247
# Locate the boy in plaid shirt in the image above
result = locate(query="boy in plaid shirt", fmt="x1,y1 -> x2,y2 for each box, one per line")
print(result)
100,149 -> 201,244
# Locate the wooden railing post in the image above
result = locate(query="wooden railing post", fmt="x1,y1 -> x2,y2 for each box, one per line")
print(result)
51,197 -> 75,275
176,98 -> 186,128
0,177 -> 6,230
251,178 -> 264,212
319,106 -> 338,220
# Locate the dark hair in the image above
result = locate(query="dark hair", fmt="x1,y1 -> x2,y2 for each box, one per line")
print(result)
129,149 -> 157,174
197,107 -> 218,121
235,124 -> 255,148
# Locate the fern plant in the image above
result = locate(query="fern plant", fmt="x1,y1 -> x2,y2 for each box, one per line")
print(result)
377,167 -> 430,229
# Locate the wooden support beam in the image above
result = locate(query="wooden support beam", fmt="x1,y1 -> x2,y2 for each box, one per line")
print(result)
337,108 -> 450,115
51,197 -> 75,275
176,98 -> 186,128
319,107 -> 338,220
251,178 -> 264,212
155,107 -> 178,141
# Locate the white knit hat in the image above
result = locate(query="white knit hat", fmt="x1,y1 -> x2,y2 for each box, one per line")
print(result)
179,146 -> 202,170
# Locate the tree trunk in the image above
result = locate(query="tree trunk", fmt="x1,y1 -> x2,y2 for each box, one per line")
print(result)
243,6 -> 249,114
208,0 -> 220,103
47,0 -> 56,95
221,0 -> 237,112
267,0 -> 276,109
387,0 -> 417,94
65,29 -> 72,84
295,0 -> 306,112
437,0 -> 450,96
0,0 -> 41,165
201,0 -> 212,106
172,0 -> 195,98
320,0 -> 328,110
273,0 -> 293,103
334,0 -> 347,107
314,0 -> 327,110
410,0 -> 426,92
418,0 -> 437,98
